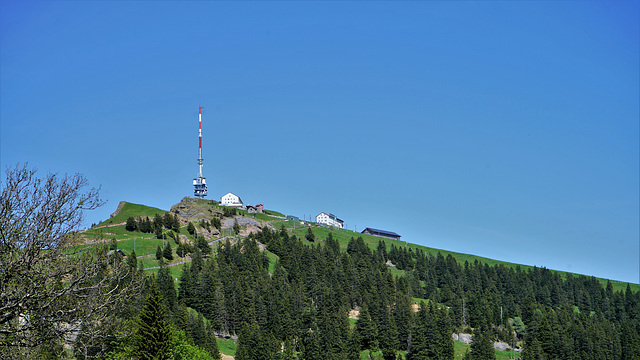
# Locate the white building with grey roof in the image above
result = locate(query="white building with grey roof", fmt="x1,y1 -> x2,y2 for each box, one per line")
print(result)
316,212 -> 344,229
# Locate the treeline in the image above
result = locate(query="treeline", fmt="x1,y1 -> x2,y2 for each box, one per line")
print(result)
178,227 -> 639,360
124,212 -> 224,243
125,213 -> 181,237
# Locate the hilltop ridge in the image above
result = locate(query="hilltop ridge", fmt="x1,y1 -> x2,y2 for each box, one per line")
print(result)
86,198 -> 639,293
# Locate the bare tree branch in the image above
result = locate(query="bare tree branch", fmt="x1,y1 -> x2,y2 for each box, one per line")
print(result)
0,164 -> 143,358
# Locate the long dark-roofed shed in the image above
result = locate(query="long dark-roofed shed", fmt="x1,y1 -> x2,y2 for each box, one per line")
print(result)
361,227 -> 401,241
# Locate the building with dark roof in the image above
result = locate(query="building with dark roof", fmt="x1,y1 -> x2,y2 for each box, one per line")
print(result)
361,227 -> 401,241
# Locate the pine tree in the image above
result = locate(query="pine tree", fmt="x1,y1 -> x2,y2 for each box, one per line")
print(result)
379,310 -> 399,360
133,284 -> 174,360
356,304 -> 378,351
154,213 -> 164,234
127,249 -> 137,269
156,245 -> 163,261
468,326 -> 496,360
280,338 -> 295,360
172,214 -> 180,233
125,216 -> 137,231
196,235 -> 211,255
163,242 -> 173,261
233,219 -> 241,235
305,227 -> 315,242
187,222 -> 196,236
204,322 -> 221,359
163,212 -> 174,229
158,265 -> 177,314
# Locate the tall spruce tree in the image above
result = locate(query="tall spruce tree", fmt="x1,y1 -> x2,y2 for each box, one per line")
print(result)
133,283 -> 174,360
356,304 -> 378,351
158,265 -> 177,315
163,241 -> 174,261
125,216 -> 137,231
305,227 -> 315,242
468,326 -> 496,360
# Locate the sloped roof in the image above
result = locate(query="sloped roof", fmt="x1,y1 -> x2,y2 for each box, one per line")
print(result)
361,227 -> 401,238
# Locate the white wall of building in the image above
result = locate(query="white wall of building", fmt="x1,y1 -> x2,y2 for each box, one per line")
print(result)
316,212 -> 344,228
221,192 -> 243,207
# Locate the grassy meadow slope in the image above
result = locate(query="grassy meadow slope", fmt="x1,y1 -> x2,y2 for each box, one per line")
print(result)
83,199 -> 639,293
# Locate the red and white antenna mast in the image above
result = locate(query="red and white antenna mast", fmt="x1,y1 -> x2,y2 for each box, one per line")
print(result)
193,106 -> 208,198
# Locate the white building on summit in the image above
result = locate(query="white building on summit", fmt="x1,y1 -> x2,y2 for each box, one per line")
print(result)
316,212 -> 344,229
221,192 -> 243,207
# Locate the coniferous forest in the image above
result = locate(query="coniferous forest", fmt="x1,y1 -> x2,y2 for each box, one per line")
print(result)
172,227 -> 640,360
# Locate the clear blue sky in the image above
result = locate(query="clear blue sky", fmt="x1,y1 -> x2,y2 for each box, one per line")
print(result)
2,1 -> 638,284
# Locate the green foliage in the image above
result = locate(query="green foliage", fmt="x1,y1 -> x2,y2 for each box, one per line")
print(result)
508,317 -> 526,338
233,219 -> 241,235
156,245 -> 163,261
222,207 -> 237,217
204,322 -> 221,359
97,202 -> 167,227
305,226 -> 315,242
110,237 -> 118,250
158,265 -> 177,314
125,216 -> 137,231
133,284 -> 174,360
196,235 -> 212,256
171,214 -> 181,233
163,242 -> 174,261
468,327 -> 496,360
235,322 -> 278,360
172,330 -> 214,360
356,304 -> 378,351
211,217 -> 222,230
187,222 -> 196,236
128,249 -> 137,269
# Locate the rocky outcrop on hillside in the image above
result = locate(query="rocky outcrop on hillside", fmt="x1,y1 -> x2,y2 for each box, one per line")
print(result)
110,201 -> 127,218
169,198 -> 275,239
196,226 -> 220,240
222,216 -> 259,229
451,333 -> 521,352
170,197 -> 222,222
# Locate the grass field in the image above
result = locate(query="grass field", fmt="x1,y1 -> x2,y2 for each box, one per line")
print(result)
265,250 -> 280,274
93,201 -> 167,227
453,340 -> 521,359
216,337 -> 238,357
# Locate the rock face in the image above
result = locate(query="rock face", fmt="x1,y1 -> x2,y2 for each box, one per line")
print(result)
222,216 -> 259,229
170,197 -> 222,222
196,226 -> 220,240
451,333 -> 520,352
110,201 -> 127,218
454,333 -> 473,345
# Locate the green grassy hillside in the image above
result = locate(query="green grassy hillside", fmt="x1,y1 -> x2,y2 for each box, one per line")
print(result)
95,201 -> 168,227
83,199 -> 639,293
289,224 -> 638,293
